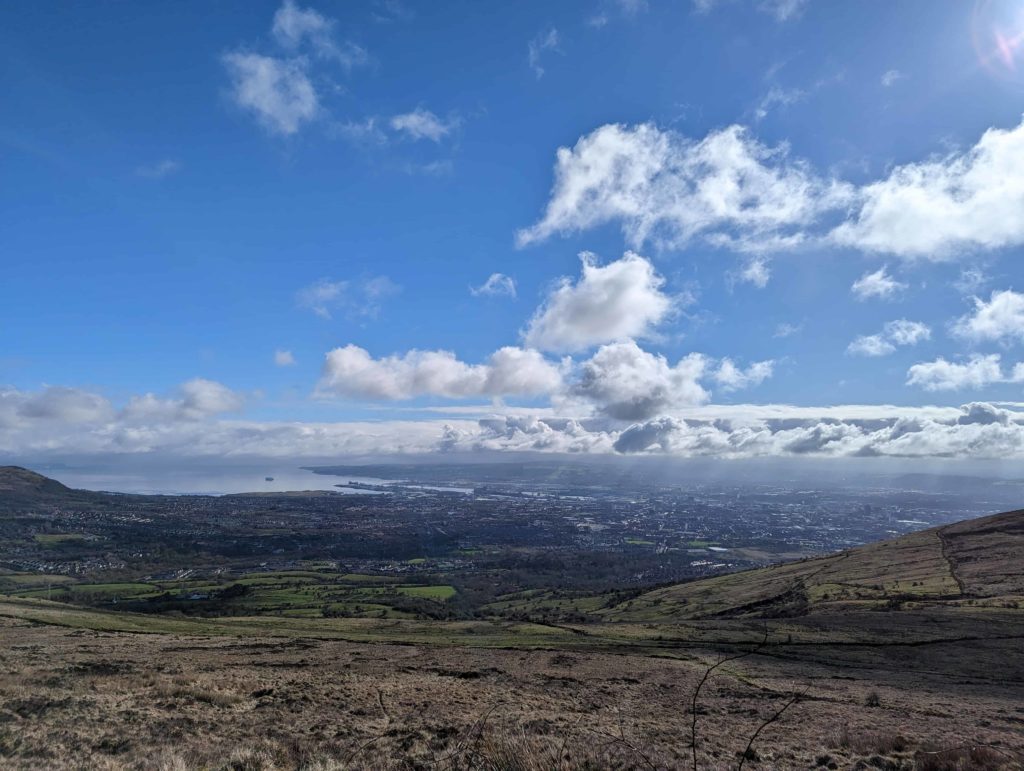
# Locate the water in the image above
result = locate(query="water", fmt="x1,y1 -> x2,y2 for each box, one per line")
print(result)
43,465 -> 391,496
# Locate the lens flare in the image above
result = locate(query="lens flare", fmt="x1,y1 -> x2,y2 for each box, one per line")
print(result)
972,0 -> 1024,80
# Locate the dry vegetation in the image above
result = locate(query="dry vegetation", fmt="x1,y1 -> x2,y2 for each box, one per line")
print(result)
0,615 -> 1022,770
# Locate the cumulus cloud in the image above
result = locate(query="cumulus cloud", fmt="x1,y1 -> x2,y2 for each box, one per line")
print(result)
8,384 -> 1024,462
389,108 -> 456,142
524,252 -> 674,352
732,256 -> 771,288
317,345 -> 563,401
848,319 -> 930,357
905,354 -> 1014,391
0,386 -> 113,427
952,289 -> 1024,344
886,319 -> 931,346
0,385 -> 464,458
600,401 -> 1024,459
222,53 -> 318,136
521,116 -> 1024,262
713,358 -> 774,390
455,415 -> 615,454
527,27 -> 561,79
832,118 -> 1024,259
471,273 -> 517,298
122,379 -> 245,422
851,265 -> 906,300
571,341 -> 709,420
847,334 -> 895,357
517,123 -> 849,251
956,401 -> 1012,426
224,1 -> 366,137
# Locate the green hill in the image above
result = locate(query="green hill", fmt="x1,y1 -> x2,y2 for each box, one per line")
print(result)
0,466 -> 73,496
599,508 -> 1024,622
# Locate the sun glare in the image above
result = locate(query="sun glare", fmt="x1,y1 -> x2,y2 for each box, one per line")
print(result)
973,0 -> 1024,79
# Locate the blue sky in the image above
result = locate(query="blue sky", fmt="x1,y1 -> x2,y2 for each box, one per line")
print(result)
5,0 -> 1024,463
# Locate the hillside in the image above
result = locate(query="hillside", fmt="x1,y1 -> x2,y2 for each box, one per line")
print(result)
0,496 -> 1022,768
1,515 -> 1023,770
0,465 -> 108,511
601,508 -> 1024,622
0,466 -> 72,497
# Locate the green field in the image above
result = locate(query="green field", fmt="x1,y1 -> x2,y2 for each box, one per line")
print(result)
3,569 -> 459,620
33,533 -> 91,545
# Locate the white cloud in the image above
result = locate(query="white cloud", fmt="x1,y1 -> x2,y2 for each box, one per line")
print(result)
524,252 -> 674,352
774,322 -> 802,338
274,349 -> 297,367
333,117 -> 388,145
9,384 -> 1024,462
571,341 -> 709,420
297,278 -> 347,318
296,276 -> 399,319
952,289 -> 1024,344
832,119 -> 1024,259
851,265 -> 906,300
952,267 -> 988,296
522,116 -> 1024,262
272,0 -> 367,68
692,0 -> 809,21
754,86 -> 805,121
527,27 -> 561,79
222,53 -> 318,136
905,354 -> 1012,391
0,386 -> 113,427
122,379 -> 245,422
372,0 -> 415,23
135,160 -> 180,179
733,255 -> 771,288
881,69 -> 905,87
713,358 -> 774,391
389,108 -> 455,143
885,319 -> 931,346
517,122 -> 850,251
760,0 -> 809,21
317,345 -> 563,401
847,334 -> 895,357
471,273 -> 517,298
849,319 -> 930,357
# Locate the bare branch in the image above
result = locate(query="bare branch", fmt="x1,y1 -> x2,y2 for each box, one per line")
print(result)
691,626 -> 770,771
736,687 -> 807,770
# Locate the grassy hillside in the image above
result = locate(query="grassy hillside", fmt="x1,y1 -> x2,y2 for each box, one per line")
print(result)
599,508 -> 1024,622
0,465 -> 109,511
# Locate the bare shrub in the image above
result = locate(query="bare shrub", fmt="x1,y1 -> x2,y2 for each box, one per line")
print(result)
830,727 -> 909,755
142,750 -> 191,771
217,746 -> 280,771
154,682 -> 242,708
